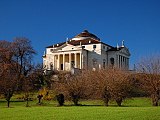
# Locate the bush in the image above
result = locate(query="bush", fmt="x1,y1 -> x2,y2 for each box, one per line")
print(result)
56,94 -> 65,106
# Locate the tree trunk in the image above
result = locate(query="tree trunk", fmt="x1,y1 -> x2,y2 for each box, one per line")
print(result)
26,98 -> 29,107
38,98 -> 41,104
116,98 -> 122,106
7,100 -> 10,108
102,87 -> 111,106
104,99 -> 109,106
73,98 -> 79,106
152,94 -> 159,106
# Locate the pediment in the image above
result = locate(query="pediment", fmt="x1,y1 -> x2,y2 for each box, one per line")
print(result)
120,47 -> 131,56
55,43 -> 79,51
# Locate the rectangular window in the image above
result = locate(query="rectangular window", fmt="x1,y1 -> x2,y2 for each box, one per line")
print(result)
82,46 -> 85,49
103,45 -> 105,50
103,62 -> 106,69
93,45 -> 96,49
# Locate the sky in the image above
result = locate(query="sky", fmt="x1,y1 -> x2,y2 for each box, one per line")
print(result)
0,0 -> 160,69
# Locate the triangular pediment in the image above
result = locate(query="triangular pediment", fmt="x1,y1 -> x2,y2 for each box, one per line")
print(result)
119,47 -> 131,56
56,43 -> 80,51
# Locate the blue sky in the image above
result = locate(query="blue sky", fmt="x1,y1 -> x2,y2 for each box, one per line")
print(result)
0,0 -> 160,69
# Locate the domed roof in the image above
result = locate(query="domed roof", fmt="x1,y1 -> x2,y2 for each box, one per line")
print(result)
72,30 -> 100,41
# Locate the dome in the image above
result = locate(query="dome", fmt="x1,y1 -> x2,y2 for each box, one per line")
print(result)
72,30 -> 100,41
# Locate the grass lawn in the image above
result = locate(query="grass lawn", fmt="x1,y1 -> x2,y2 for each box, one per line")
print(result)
0,98 -> 160,120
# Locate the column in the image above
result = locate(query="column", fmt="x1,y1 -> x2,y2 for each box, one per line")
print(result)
124,57 -> 126,70
69,53 -> 71,70
117,55 -> 119,69
57,54 -> 60,70
122,56 -> 124,69
119,55 -> 121,69
74,53 -> 77,68
119,55 -> 120,69
80,52 -> 82,69
53,55 -> 55,70
127,58 -> 129,69
120,56 -> 122,69
63,54 -> 65,70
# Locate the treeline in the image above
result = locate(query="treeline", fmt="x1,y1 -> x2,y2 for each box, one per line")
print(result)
0,39 -> 160,107
53,56 -> 160,107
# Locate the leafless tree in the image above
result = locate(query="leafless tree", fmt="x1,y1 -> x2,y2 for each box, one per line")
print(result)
94,69 -> 132,106
136,55 -> 160,106
108,69 -> 132,106
12,37 -> 36,90
0,39 -> 36,107
0,41 -> 17,107
54,71 -> 95,106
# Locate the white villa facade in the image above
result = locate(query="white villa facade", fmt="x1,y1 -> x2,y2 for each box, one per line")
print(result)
43,30 -> 131,72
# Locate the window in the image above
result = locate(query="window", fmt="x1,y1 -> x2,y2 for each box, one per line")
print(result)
103,45 -> 105,50
103,62 -> 106,69
50,49 -> 54,52
110,58 -> 114,66
103,59 -> 106,69
93,45 -> 96,49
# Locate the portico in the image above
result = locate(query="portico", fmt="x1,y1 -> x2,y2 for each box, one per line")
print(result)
52,52 -> 82,71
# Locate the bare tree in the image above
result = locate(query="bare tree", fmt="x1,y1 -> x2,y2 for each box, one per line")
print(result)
12,37 -> 36,90
94,69 -> 132,106
54,71 -> 94,106
107,69 -> 132,106
136,56 -> 160,106
0,41 -> 17,107
0,39 -> 36,107
92,70 -> 111,106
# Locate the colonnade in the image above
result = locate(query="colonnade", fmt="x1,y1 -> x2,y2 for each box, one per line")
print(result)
52,52 -> 82,71
117,55 -> 129,70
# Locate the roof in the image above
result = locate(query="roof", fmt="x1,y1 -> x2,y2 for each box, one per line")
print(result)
69,39 -> 100,46
46,42 -> 66,48
73,30 -> 100,41
107,47 -> 124,52
46,39 -> 101,48
46,30 -> 113,48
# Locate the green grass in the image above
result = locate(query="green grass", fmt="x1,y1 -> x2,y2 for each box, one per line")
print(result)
0,98 -> 160,120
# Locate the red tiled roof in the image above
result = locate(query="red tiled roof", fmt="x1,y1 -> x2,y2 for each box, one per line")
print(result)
68,39 -> 100,46
75,30 -> 100,40
46,42 -> 66,48
46,39 -> 101,48
46,30 -> 113,48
